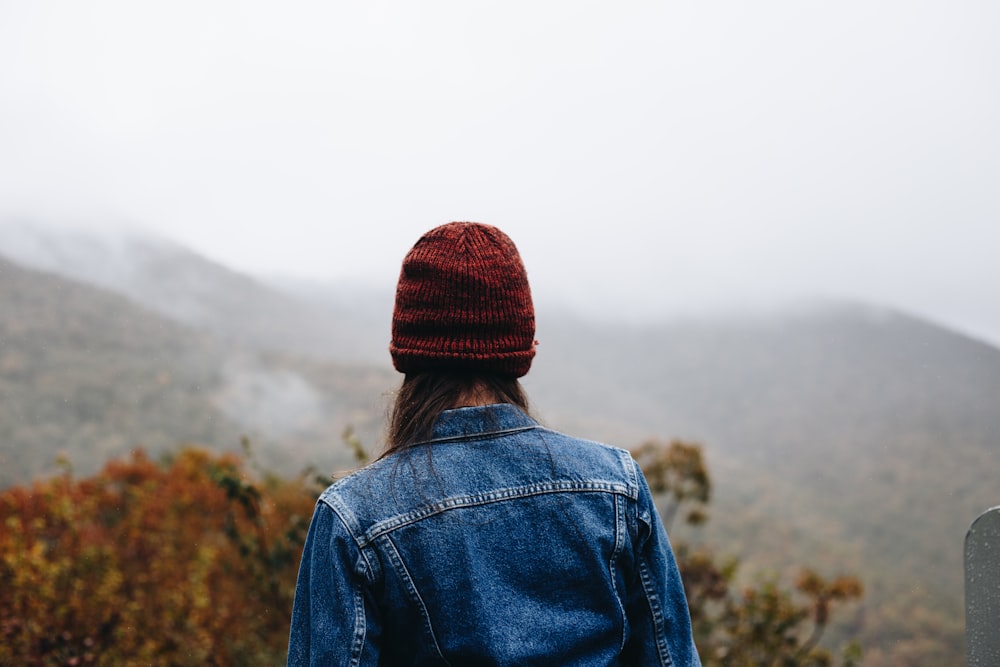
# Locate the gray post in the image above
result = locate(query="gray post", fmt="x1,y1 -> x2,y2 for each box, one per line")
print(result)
967,506 -> 1000,666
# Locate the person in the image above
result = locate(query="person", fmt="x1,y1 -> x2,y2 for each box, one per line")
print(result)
287,222 -> 700,666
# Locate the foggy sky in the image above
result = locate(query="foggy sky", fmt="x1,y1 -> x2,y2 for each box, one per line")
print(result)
1,2 -> 998,345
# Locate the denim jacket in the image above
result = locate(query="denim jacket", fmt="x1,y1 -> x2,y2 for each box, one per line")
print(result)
287,404 -> 700,666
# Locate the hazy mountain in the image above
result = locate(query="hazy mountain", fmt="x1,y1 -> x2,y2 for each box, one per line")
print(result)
0,219 -> 391,365
0,255 -> 392,488
528,303 -> 999,658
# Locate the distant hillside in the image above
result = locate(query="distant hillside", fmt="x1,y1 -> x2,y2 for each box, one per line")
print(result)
0,256 -> 392,488
528,304 -> 999,662
0,219 -> 391,365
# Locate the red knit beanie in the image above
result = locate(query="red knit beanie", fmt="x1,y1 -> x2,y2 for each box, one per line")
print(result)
390,222 -> 536,378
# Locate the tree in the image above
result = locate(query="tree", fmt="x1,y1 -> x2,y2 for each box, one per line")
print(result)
632,439 -> 711,530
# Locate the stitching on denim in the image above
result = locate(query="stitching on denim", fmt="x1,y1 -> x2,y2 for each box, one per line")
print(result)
382,535 -> 451,665
349,584 -> 366,667
360,481 -> 632,545
638,558 -> 674,666
322,492 -> 360,534
315,499 -> 377,665
610,493 -> 628,653
618,449 -> 640,498
409,424 -> 538,446
322,494 -> 378,579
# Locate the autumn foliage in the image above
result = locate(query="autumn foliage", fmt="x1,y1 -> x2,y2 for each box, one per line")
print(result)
0,447 -> 320,666
1,440 -> 862,665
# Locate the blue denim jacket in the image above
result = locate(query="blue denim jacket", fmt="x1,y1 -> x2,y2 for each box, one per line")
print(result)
287,404 -> 700,666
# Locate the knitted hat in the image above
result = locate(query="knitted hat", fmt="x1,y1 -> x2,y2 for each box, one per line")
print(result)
390,222 -> 536,378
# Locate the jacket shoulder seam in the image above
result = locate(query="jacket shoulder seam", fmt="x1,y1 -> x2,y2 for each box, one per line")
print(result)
360,481 -> 633,545
319,493 -> 379,580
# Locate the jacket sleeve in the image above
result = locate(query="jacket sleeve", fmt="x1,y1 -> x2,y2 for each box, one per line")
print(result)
622,461 -> 702,667
287,500 -> 382,667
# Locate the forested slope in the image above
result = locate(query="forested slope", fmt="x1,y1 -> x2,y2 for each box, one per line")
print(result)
0,257 -> 390,488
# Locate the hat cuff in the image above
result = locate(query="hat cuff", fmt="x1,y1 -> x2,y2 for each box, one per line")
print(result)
390,345 -> 535,378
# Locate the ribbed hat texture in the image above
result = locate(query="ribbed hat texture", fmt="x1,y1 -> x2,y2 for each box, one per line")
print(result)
390,222 -> 536,378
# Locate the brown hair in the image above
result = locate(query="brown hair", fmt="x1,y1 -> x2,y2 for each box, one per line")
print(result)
383,371 -> 530,457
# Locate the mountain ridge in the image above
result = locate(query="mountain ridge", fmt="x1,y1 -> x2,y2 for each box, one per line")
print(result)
0,254 -> 392,487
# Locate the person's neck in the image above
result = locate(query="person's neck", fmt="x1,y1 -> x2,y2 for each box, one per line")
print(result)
453,382 -> 499,408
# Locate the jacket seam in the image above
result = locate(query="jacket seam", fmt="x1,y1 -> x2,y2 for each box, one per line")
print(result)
322,495 -> 378,580
638,557 -> 675,666
622,450 -> 640,495
381,534 -> 451,665
313,499 -> 368,666
611,493 -> 628,653
409,423 -> 539,446
349,583 -> 366,667
359,482 -> 634,546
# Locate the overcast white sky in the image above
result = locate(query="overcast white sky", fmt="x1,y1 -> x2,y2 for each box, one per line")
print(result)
1,1 -> 998,344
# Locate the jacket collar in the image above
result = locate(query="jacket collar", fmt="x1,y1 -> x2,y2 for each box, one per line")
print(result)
427,403 -> 538,443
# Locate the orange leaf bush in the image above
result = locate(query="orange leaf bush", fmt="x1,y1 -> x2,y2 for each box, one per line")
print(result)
0,448 -> 319,666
